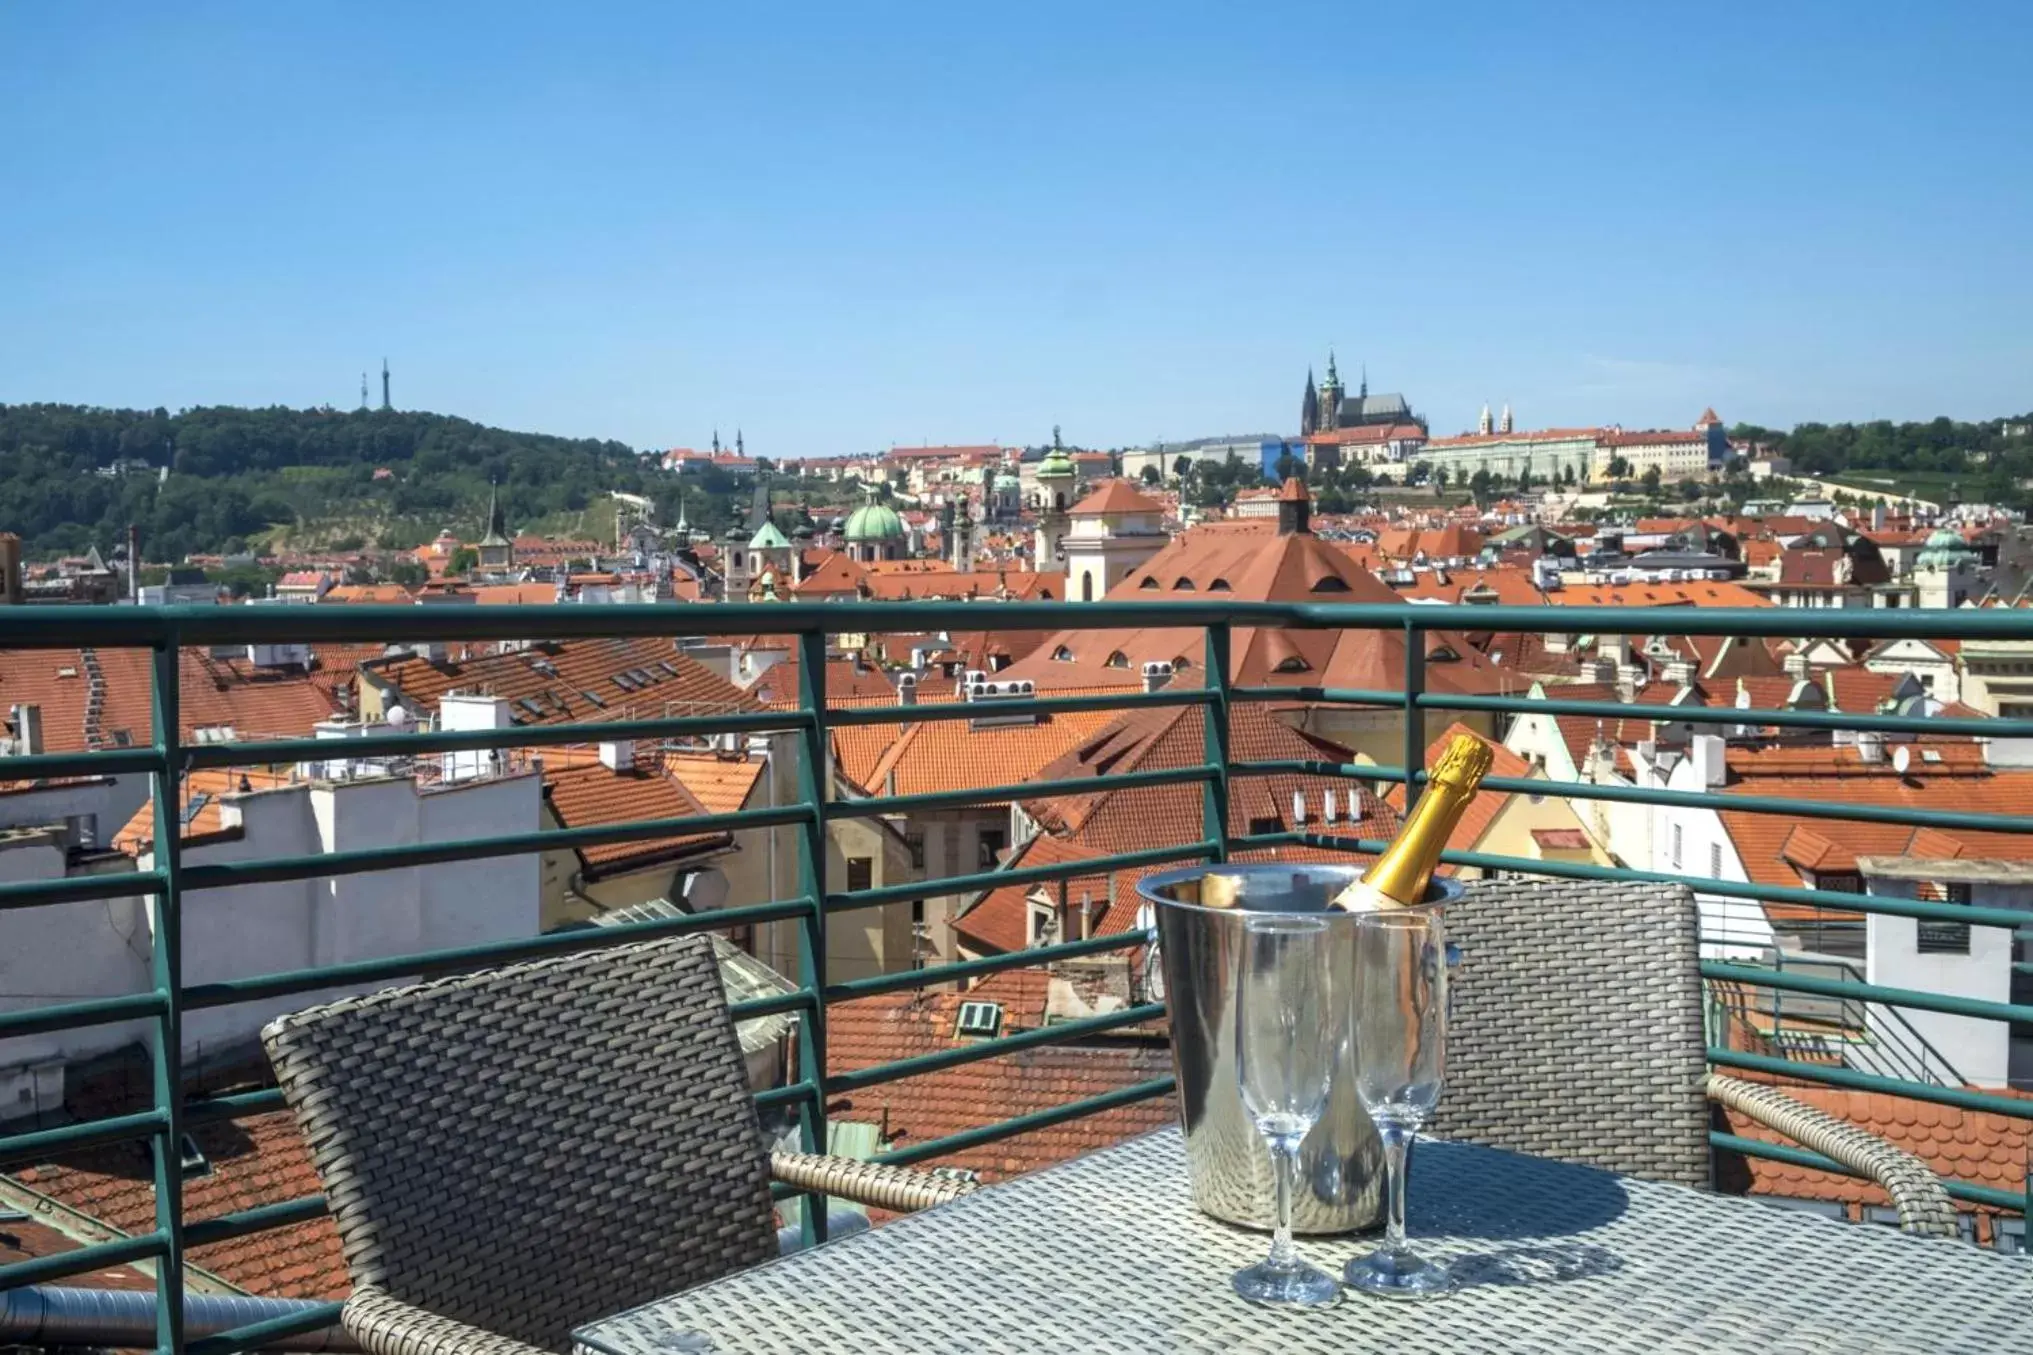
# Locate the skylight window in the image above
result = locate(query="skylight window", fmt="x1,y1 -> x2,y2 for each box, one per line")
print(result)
954,1002 -> 1002,1038
179,793 -> 211,827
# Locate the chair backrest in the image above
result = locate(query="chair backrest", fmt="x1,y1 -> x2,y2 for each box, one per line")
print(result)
262,935 -> 776,1352
1425,877 -> 1710,1187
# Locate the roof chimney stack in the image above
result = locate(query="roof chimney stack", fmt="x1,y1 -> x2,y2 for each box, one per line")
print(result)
1141,660 -> 1173,694
11,703 -> 42,757
1275,477 -> 1311,536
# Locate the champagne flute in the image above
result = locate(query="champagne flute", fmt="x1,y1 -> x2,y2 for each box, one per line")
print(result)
1346,905 -> 1451,1300
1231,913 -> 1344,1307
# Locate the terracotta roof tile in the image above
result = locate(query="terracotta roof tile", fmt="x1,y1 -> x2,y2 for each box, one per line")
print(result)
541,751 -> 730,874
365,637 -> 755,727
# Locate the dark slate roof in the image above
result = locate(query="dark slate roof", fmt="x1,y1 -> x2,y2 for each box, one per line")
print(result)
1335,393 -> 1412,423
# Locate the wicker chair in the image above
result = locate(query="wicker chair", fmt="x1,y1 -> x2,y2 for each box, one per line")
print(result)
261,935 -> 975,1355
1430,877 -> 1958,1238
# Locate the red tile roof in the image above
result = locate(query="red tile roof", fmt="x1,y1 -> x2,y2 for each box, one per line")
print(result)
365,637 -> 755,726
541,749 -> 732,875
1070,480 -> 1165,516
824,987 -> 1176,1183
0,648 -> 344,754
1718,1083 -> 2032,1232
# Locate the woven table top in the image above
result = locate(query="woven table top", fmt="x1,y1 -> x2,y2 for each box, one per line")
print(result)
574,1128 -> 2032,1355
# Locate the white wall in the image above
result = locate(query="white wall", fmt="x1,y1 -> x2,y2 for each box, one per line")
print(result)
1864,880 -> 2020,1088
0,775 -> 149,849
0,833 -> 150,1116
4,770 -> 543,1088
1652,752 -> 1771,959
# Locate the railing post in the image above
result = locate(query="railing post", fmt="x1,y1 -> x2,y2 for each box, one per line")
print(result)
149,628 -> 186,1354
1401,615 -> 1425,814
1204,623 -> 1231,863
794,627 -> 830,1246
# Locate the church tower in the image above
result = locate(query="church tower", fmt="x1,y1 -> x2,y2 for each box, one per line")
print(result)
1301,369 -> 1320,438
1032,426 -> 1077,572
1317,354 -> 1344,433
1479,403 -> 1494,436
1500,403 -> 1514,435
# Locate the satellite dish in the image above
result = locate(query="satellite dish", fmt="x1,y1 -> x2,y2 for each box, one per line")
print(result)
1892,746 -> 1912,775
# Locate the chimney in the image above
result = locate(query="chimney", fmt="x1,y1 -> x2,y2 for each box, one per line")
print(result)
598,740 -> 634,772
1782,652 -> 1810,679
11,703 -> 42,757
1275,477 -> 1311,536
1586,657 -> 1619,685
1857,731 -> 1886,765
1662,658 -> 1697,687
1141,660 -> 1173,694
896,672 -> 918,706
1690,733 -> 1726,788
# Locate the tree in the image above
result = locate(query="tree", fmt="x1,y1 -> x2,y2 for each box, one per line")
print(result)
1274,451 -> 1301,482
386,559 -> 428,590
1641,466 -> 1663,495
1434,468 -> 1449,491
448,546 -> 478,575
1678,478 -> 1702,502
1608,455 -> 1633,482
1468,469 -> 1494,503
1173,454 -> 1193,481
1139,464 -> 1161,486
1560,464 -> 1576,487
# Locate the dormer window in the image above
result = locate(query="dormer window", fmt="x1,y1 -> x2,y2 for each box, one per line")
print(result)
1172,578 -> 1195,591
1311,576 -> 1351,593
1139,577 -> 1160,590
1274,656 -> 1311,674
1052,645 -> 1075,662
1209,578 -> 1231,592
1105,651 -> 1129,669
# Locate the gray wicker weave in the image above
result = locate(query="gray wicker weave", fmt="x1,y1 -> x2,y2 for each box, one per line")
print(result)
1432,878 -> 1711,1186
262,935 -> 971,1355
573,1127 -> 2033,1355
1436,878 -> 1956,1234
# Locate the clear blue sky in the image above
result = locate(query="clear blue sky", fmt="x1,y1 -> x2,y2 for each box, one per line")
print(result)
3,2 -> 2028,455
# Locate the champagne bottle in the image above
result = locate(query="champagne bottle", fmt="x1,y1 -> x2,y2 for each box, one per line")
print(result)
1331,733 -> 1494,911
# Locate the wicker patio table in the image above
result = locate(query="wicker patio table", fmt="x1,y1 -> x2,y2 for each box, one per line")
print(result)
574,1127 -> 2030,1355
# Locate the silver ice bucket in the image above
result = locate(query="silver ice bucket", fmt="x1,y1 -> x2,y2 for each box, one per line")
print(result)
1137,863 -> 1461,1236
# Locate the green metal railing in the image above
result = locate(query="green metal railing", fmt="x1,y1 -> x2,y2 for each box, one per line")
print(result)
1,599 -> 2031,1350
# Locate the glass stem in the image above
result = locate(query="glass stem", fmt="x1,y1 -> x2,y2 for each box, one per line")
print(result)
1380,1125 -> 1412,1255
1268,1141 -> 1298,1270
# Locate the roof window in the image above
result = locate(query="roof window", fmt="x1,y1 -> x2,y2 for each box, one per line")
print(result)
954,1001 -> 1003,1039
1052,646 -> 1075,662
1172,578 -> 1195,591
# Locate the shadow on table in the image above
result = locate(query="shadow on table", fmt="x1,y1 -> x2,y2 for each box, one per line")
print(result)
1444,1242 -> 1623,1291
1409,1140 -> 1632,1242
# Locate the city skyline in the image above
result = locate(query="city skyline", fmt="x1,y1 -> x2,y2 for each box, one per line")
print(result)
2,2 -> 2028,454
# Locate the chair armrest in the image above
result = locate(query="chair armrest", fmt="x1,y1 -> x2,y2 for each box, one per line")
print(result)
1707,1073 -> 1960,1238
343,1286 -> 553,1355
769,1150 -> 979,1214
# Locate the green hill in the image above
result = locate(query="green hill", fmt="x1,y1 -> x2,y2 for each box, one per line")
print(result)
0,403 -> 745,560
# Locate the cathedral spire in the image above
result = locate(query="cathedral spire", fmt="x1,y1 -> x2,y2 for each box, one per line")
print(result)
736,428 -> 745,457
712,428 -> 721,455
1360,362 -> 1368,400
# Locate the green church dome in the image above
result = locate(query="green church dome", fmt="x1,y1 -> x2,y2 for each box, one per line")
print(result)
1916,525 -> 1976,571
843,499 -> 907,543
